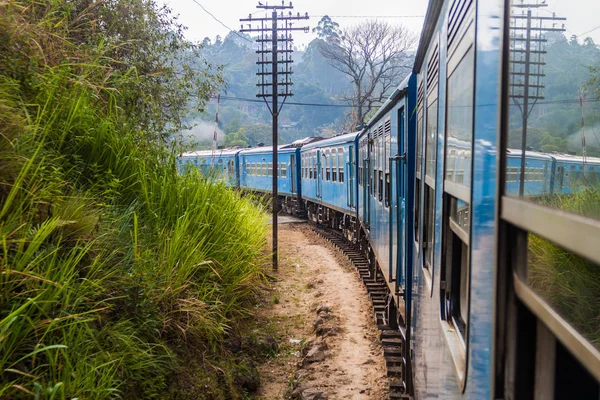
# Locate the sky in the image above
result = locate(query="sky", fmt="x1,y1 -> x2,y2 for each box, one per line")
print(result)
162,0 -> 429,49
162,0 -> 600,49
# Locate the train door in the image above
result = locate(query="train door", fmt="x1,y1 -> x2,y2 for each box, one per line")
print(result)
227,159 -> 235,186
290,154 -> 296,193
317,150 -> 322,199
348,145 -> 354,208
394,108 -> 407,296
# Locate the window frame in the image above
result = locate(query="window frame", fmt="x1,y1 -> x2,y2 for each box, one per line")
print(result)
498,0 -> 600,391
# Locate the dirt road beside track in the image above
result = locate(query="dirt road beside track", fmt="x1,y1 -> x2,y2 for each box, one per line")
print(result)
256,224 -> 388,400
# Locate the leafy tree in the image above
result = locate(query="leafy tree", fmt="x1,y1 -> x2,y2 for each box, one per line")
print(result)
313,15 -> 341,43
224,128 -> 249,147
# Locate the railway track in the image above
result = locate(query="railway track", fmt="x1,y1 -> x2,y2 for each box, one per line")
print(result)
310,224 -> 409,400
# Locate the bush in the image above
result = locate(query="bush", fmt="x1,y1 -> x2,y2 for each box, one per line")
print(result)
0,0 -> 268,398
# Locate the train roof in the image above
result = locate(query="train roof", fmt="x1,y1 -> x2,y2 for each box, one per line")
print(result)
179,148 -> 242,158
238,145 -> 297,156
505,148 -> 554,161
282,136 -> 324,148
365,74 -> 412,129
550,153 -> 600,165
300,131 -> 360,151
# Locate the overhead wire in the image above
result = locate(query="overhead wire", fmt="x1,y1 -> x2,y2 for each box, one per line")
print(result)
189,0 -> 253,43
213,95 -> 353,108
313,15 -> 425,18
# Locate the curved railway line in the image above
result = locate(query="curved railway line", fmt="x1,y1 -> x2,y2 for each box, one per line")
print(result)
310,224 -> 408,400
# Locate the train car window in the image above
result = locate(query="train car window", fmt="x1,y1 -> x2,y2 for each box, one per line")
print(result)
438,0 -> 476,387
423,40 -> 440,281
281,162 -> 287,178
416,79 -> 425,243
500,0 -> 600,393
301,155 -> 305,178
267,162 -> 272,177
340,148 -> 344,183
369,135 -> 374,196
385,118 -> 391,208
324,150 -> 329,181
425,100 -> 438,180
332,149 -> 338,182
379,124 -> 384,202
305,154 -> 309,179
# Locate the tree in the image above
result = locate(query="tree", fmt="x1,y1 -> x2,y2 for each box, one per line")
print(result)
225,128 -> 249,147
313,15 -> 341,43
317,20 -> 416,129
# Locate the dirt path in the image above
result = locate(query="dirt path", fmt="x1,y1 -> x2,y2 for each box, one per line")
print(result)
256,224 -> 388,399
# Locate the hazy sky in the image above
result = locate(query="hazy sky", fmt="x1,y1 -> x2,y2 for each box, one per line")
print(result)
163,0 -> 429,48
162,0 -> 600,48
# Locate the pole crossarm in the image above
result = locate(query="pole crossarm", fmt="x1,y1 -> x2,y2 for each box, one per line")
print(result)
507,0 -> 565,196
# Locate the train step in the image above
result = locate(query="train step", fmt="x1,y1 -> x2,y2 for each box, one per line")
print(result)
389,379 -> 407,393
388,392 -> 410,400
385,356 -> 404,366
386,366 -> 402,378
383,346 -> 402,357
381,330 -> 403,340
381,337 -> 403,347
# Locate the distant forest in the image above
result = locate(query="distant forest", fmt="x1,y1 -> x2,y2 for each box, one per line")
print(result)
183,25 -> 600,156
181,32 -> 357,148
509,32 -> 600,157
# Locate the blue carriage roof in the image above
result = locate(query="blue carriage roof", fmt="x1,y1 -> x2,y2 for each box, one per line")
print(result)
238,145 -> 294,156
549,153 -> 600,165
179,148 -> 242,158
505,148 -> 554,161
301,131 -> 359,151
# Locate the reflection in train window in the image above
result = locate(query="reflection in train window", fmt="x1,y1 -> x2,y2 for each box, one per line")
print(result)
445,47 -> 474,188
527,233 -> 599,351
503,0 -> 600,389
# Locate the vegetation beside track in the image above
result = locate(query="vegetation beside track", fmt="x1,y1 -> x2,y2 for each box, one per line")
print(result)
0,0 -> 270,398
529,189 -> 600,350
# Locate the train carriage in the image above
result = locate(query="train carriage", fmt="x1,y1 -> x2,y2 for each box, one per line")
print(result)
551,153 -> 600,194
175,0 -> 600,396
356,75 -> 417,348
300,132 -> 359,236
178,149 -> 241,187
504,149 -> 554,197
407,0 -> 503,396
238,145 -> 301,214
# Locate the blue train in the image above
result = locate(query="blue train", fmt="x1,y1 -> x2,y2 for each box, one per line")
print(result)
179,0 -> 600,397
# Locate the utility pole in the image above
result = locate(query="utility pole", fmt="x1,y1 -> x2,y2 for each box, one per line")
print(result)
240,2 -> 309,271
508,1 -> 565,196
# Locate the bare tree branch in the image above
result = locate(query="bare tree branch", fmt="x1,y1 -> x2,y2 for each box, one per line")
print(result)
318,20 -> 416,129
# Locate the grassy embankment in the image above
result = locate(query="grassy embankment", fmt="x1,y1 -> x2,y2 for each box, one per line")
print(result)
1,0 -> 270,398
528,189 -> 600,349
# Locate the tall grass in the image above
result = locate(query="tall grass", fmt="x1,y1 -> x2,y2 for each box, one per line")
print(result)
0,2 -> 269,398
528,189 -> 600,350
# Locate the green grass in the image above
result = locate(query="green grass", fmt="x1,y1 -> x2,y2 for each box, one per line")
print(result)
528,189 -> 600,350
0,1 -> 270,398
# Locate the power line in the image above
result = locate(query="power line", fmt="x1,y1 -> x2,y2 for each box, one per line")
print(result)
313,15 -> 425,18
211,95 -> 600,109
190,0 -> 253,43
213,95 -> 353,108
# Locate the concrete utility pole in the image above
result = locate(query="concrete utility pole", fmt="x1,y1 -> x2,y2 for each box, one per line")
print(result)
508,1 -> 565,196
240,2 -> 309,271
